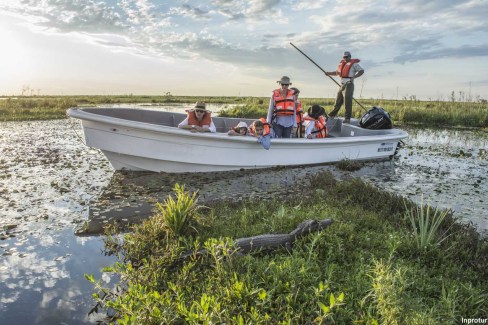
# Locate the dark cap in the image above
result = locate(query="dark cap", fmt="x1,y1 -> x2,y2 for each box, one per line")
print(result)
308,104 -> 325,117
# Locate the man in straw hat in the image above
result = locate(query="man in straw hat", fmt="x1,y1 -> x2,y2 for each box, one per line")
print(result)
266,76 -> 297,138
325,51 -> 364,123
178,102 -> 216,133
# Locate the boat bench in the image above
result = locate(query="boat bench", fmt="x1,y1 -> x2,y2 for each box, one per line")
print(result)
326,118 -> 394,137
153,111 -> 256,133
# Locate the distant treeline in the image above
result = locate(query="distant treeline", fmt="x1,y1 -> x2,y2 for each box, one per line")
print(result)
0,95 -> 487,128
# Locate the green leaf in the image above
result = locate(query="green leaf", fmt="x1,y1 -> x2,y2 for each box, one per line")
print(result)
329,293 -> 335,307
337,292 -> 345,302
258,289 -> 267,301
318,301 -> 330,314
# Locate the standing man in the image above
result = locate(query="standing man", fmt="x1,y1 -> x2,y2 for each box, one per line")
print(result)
267,76 -> 297,138
325,51 -> 364,123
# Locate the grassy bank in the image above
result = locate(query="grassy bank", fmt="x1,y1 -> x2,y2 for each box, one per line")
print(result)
88,173 -> 488,324
1,95 -> 487,128
219,97 -> 488,129
0,95 -> 244,121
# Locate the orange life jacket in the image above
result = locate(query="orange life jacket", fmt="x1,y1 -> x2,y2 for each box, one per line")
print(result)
337,59 -> 360,78
187,110 -> 212,127
294,102 -> 304,138
272,89 -> 295,116
295,102 -> 303,124
304,115 -> 327,138
250,118 -> 271,137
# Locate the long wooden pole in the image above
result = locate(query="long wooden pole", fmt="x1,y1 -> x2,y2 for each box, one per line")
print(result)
290,42 -> 367,112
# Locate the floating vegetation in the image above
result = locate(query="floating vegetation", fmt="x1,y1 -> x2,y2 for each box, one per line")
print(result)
336,158 -> 363,171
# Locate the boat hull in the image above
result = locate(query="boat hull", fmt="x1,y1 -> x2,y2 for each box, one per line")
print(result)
68,108 -> 408,173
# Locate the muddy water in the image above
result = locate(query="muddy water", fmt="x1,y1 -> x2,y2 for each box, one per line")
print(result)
357,128 -> 487,233
1,118 -> 487,324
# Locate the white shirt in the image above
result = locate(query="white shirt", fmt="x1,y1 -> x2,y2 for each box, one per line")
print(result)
303,114 -> 320,138
178,117 -> 216,133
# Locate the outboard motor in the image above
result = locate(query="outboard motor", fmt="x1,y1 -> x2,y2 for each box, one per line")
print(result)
359,106 -> 393,129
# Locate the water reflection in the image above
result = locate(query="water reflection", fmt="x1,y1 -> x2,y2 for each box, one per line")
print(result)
356,127 -> 488,234
0,229 -> 113,324
97,102 -> 235,115
0,120 -> 114,324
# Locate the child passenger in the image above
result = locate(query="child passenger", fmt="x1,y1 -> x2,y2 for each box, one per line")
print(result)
249,119 -> 272,137
303,105 -> 328,139
227,121 -> 249,136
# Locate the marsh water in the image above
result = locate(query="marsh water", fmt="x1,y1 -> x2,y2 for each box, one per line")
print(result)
1,106 -> 487,324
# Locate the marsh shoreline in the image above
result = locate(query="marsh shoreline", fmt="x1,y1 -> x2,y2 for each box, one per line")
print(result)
0,119 -> 487,324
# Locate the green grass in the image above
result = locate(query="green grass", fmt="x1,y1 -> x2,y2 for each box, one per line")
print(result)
87,172 -> 488,324
219,97 -> 488,129
1,95 -> 487,128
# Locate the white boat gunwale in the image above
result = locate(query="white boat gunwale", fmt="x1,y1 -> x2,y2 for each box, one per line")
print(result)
67,107 -> 408,173
67,107 -> 407,144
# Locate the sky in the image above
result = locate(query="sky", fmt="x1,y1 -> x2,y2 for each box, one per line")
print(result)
1,0 -> 487,100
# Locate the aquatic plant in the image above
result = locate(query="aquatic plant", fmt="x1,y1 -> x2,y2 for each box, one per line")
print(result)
336,158 -> 363,171
156,183 -> 203,238
404,197 -> 451,250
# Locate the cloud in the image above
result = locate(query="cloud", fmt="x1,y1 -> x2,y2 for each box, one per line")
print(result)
393,44 -> 488,64
168,4 -> 211,20
14,0 -> 128,33
1,0 -> 487,74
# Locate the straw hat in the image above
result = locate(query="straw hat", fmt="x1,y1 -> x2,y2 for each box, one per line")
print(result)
194,101 -> 206,109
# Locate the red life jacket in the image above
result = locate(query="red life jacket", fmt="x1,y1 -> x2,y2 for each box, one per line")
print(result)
295,102 -> 303,124
337,59 -> 360,78
295,102 -> 305,138
250,118 -> 271,136
304,115 -> 327,138
187,110 -> 212,127
272,89 -> 295,116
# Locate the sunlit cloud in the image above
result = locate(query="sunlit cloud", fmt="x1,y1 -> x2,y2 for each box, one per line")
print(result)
0,0 -> 487,98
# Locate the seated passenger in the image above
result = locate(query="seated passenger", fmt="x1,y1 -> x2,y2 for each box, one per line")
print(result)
228,121 -> 249,136
290,87 -> 304,138
249,118 -> 271,138
178,102 -> 216,133
303,105 -> 328,139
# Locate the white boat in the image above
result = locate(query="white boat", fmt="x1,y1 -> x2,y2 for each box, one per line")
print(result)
67,107 -> 408,173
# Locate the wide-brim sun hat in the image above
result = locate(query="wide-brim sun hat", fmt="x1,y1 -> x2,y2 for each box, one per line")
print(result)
236,121 -> 248,128
191,101 -> 210,113
277,76 -> 291,84
194,101 -> 206,109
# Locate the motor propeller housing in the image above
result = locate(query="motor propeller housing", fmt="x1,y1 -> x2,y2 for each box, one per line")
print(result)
359,106 -> 393,129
